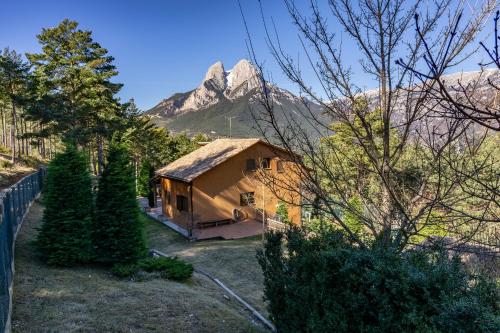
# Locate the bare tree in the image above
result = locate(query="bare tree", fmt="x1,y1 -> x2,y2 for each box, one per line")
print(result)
241,0 -> 498,252
398,10 -> 500,131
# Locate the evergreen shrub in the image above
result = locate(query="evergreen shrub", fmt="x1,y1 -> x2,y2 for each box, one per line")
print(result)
257,228 -> 500,333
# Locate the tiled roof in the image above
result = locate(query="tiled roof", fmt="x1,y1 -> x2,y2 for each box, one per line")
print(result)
155,138 -> 262,182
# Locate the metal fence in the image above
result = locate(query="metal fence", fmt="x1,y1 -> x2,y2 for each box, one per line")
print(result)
0,169 -> 45,333
266,217 -> 289,232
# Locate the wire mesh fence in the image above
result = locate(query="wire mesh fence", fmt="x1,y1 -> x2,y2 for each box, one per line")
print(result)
0,169 -> 45,333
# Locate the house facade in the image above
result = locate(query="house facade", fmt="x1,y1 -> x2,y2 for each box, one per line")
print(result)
155,138 -> 302,236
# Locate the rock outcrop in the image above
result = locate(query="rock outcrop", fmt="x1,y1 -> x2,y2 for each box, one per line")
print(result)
147,59 -> 277,117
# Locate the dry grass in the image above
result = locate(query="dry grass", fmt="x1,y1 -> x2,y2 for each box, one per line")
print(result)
11,201 -> 266,333
0,151 -> 46,190
145,217 -> 267,315
0,156 -> 35,190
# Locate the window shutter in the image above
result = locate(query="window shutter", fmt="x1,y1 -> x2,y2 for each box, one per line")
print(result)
246,159 -> 256,171
176,195 -> 188,211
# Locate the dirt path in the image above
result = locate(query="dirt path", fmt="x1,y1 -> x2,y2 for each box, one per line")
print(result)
11,201 -> 265,333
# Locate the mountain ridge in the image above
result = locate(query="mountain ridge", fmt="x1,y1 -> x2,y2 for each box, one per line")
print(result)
146,61 -> 499,137
146,59 -> 320,137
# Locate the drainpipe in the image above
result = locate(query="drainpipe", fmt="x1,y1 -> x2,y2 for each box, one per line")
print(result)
262,182 -> 265,242
188,183 -> 194,238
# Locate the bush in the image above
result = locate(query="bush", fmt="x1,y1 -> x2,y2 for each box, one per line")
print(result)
92,141 -> 147,264
276,201 -> 291,224
139,256 -> 193,282
304,217 -> 336,234
111,263 -> 139,278
138,257 -> 173,272
0,158 -> 12,168
257,228 -> 500,333
0,145 -> 11,154
36,144 -> 93,266
160,260 -> 194,281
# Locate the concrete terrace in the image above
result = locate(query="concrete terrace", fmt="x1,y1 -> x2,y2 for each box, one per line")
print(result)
139,198 -> 264,240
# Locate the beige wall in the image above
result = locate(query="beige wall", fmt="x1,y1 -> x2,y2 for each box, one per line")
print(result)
160,142 -> 302,228
160,177 -> 191,229
192,142 -> 302,225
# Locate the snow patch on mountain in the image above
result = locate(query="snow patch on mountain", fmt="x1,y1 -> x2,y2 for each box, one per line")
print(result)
147,59 -> 299,117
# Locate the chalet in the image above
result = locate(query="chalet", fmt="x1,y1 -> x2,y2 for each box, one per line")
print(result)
155,138 -> 301,238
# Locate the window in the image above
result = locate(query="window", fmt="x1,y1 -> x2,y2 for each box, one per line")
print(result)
261,158 -> 271,169
166,190 -> 171,204
240,192 -> 255,206
246,158 -> 256,171
176,195 -> 188,211
277,160 -> 284,173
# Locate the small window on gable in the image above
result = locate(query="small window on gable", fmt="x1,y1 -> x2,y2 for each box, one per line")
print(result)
176,195 -> 188,211
246,158 -> 256,171
261,158 -> 271,169
277,160 -> 284,173
240,192 -> 255,206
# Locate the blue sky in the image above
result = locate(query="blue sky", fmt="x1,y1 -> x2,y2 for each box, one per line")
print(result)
0,0 -> 494,110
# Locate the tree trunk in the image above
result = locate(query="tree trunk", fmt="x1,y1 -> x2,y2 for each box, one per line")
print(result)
90,144 -> 97,175
135,158 -> 139,192
97,136 -> 104,175
11,101 -> 16,163
19,116 -> 24,156
377,6 -> 393,246
23,118 -> 28,156
0,107 -> 6,147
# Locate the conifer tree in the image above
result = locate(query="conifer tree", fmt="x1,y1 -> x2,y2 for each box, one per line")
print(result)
137,159 -> 152,197
137,159 -> 156,208
276,201 -> 291,224
147,162 -> 156,208
93,141 -> 146,264
26,19 -> 122,171
36,144 -> 93,265
0,48 -> 30,162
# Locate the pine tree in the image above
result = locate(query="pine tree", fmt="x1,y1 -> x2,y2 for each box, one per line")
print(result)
93,141 -> 146,264
36,144 -> 93,266
276,201 -> 291,224
137,159 -> 152,197
137,159 -> 156,208
0,48 -> 30,162
26,19 -> 123,168
147,162 -> 156,208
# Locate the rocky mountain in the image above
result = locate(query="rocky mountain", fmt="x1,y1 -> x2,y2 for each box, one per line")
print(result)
147,60 -> 499,138
146,59 -> 322,137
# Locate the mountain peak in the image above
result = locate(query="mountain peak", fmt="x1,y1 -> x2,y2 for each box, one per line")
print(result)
146,58 -> 294,117
226,59 -> 260,98
203,61 -> 226,91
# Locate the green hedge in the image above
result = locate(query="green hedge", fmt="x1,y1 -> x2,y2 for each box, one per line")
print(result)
111,262 -> 140,278
257,228 -> 499,333
139,257 -> 193,282
112,257 -> 193,281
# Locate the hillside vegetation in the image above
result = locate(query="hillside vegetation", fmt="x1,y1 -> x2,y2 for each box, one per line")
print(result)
12,202 -> 265,333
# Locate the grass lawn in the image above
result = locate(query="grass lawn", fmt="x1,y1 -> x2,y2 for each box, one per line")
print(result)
144,215 -> 267,316
11,201 -> 266,333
